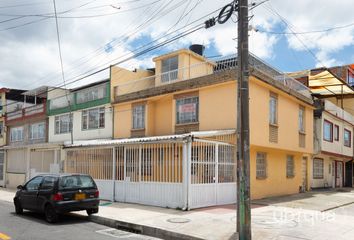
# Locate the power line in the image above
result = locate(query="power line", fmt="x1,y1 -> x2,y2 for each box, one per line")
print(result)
52,0 -> 74,144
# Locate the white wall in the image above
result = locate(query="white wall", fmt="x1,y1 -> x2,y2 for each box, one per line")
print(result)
310,155 -> 334,188
321,111 -> 353,157
48,104 -> 113,143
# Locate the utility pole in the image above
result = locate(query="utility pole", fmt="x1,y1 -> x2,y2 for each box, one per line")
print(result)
237,0 -> 251,239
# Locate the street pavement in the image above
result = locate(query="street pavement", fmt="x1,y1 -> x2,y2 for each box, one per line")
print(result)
0,200 -> 158,240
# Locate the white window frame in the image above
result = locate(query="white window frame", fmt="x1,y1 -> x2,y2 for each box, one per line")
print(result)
256,152 -> 267,179
76,83 -> 107,104
161,56 -> 179,83
269,93 -> 278,125
55,114 -> 72,134
132,105 -> 145,129
176,96 -> 199,124
299,105 -> 305,133
286,155 -> 295,178
313,158 -> 324,179
10,126 -> 24,142
29,122 -> 46,140
82,107 -> 105,130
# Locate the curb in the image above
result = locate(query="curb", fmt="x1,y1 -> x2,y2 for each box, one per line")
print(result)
88,215 -> 205,240
321,201 -> 354,212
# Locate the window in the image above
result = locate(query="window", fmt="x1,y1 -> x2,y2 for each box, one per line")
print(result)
132,105 -> 145,129
59,175 -> 95,190
286,155 -> 295,178
256,152 -> 267,179
323,120 -> 333,142
299,106 -> 305,133
313,158 -> 324,179
344,129 -> 351,147
176,96 -> 199,124
26,176 -> 43,191
41,176 -> 57,190
269,93 -> 277,125
10,126 -> 23,142
76,84 -> 107,104
0,121 -> 3,136
82,107 -> 105,130
334,125 -> 339,141
29,122 -> 45,140
161,56 -> 178,82
55,114 -> 72,134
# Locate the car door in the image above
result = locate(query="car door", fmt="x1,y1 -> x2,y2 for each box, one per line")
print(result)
37,176 -> 57,211
20,176 -> 44,210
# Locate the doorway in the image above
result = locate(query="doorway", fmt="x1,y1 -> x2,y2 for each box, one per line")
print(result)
345,161 -> 353,187
335,161 -> 344,188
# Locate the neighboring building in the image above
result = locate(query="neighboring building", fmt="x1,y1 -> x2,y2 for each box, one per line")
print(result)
291,67 -> 354,189
4,86 -> 60,188
62,45 -> 314,209
312,99 -> 354,188
47,79 -> 112,143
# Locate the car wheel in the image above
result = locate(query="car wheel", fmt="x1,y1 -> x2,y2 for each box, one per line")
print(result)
45,205 -> 58,223
14,199 -> 23,214
86,208 -> 98,216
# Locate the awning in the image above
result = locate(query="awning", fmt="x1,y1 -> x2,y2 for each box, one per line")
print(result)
308,69 -> 354,96
64,129 -> 236,148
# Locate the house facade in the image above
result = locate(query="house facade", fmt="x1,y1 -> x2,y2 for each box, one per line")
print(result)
4,86 -> 61,188
107,47 -> 314,201
47,79 -> 112,143
312,99 -> 354,188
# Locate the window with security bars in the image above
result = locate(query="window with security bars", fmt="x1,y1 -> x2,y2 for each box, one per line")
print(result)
313,158 -> 324,179
176,96 -> 198,124
132,105 -> 145,129
256,152 -> 267,179
82,107 -> 105,130
286,155 -> 295,178
161,56 -> 178,83
10,126 -> 23,142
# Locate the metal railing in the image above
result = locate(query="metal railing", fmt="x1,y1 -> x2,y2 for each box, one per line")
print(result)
113,54 -> 312,99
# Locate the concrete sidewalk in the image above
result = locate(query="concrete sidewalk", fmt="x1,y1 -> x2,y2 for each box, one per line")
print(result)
2,187 -> 354,240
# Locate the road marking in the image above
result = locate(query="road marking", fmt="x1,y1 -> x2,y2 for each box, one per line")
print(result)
0,232 -> 11,240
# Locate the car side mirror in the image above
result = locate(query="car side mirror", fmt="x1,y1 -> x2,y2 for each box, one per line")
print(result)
17,185 -> 24,190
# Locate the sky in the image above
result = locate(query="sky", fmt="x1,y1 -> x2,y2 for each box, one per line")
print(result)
0,0 -> 353,91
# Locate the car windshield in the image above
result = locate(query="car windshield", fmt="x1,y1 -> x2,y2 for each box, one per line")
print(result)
59,175 -> 95,190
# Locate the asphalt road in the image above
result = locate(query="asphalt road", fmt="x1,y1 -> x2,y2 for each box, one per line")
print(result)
0,200 -> 158,240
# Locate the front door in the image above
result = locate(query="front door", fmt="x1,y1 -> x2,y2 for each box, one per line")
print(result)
335,161 -> 343,188
0,150 -> 4,186
302,157 -> 308,191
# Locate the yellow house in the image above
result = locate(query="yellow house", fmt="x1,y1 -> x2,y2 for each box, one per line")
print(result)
110,47 -> 314,200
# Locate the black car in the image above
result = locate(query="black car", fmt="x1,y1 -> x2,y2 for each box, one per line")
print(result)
14,173 -> 100,223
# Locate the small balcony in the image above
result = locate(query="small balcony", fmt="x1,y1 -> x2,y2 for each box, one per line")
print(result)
6,103 -> 46,123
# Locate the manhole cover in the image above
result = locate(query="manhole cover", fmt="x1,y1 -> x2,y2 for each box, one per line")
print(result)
167,218 -> 191,223
96,228 -> 133,238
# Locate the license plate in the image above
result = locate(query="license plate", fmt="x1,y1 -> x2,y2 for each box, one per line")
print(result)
75,193 -> 86,201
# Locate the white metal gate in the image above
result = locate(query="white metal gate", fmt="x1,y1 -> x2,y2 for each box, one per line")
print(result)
189,140 -> 236,209
0,150 -> 4,186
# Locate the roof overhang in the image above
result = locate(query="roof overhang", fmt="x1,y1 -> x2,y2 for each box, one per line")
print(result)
308,69 -> 354,96
23,86 -> 49,98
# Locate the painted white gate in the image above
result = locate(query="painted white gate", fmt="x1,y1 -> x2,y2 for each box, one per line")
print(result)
0,150 -> 4,186
189,140 -> 237,209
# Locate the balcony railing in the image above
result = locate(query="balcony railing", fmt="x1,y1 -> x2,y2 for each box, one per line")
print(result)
113,54 -> 312,99
6,103 -> 46,122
